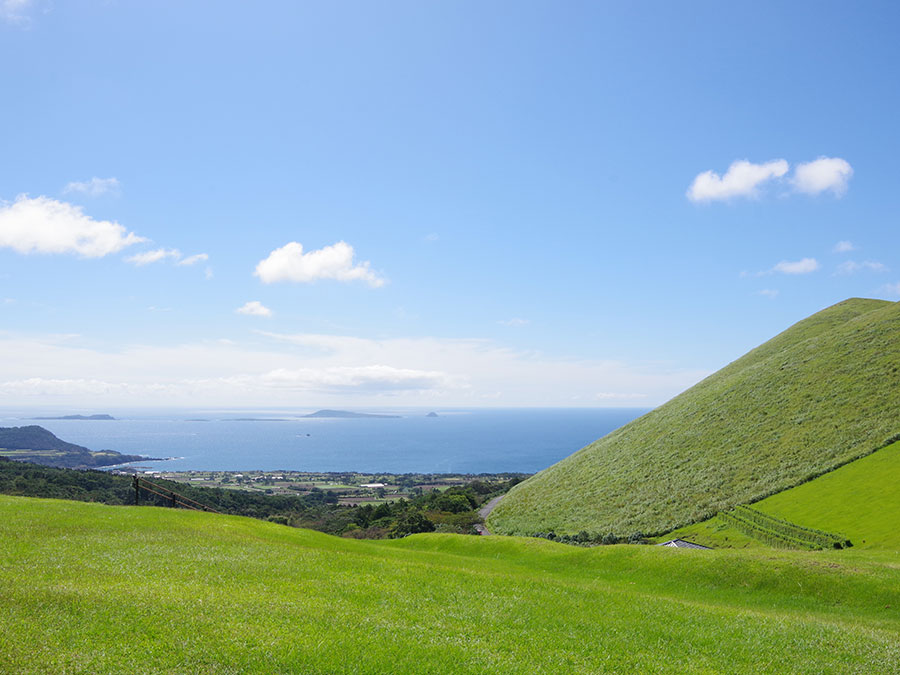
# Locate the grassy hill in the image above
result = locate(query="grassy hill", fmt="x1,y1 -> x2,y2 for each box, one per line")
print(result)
0,425 -> 155,468
668,439 -> 900,550
2,496 -> 900,673
488,298 -> 900,537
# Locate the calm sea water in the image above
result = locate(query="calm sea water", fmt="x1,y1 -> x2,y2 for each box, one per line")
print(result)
0,408 -> 649,474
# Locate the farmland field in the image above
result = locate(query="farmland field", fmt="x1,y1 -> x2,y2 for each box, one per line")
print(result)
666,440 -> 900,550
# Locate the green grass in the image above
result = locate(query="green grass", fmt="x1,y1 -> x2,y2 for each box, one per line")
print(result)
662,440 -> 900,551
2,496 -> 900,673
489,298 -> 900,536
755,440 -> 900,549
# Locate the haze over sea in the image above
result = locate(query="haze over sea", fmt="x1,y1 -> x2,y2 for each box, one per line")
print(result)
0,408 -> 647,474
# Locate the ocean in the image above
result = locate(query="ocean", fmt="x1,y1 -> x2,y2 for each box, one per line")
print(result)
0,408 -> 649,474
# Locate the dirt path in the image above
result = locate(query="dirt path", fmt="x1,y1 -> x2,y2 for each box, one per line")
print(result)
475,495 -> 505,535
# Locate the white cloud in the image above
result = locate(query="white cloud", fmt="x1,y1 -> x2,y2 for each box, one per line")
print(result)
757,289 -> 780,298
882,282 -> 900,297
499,318 -> 530,327
1,0 -> 33,24
63,177 -> 121,198
126,249 -> 209,267
178,253 -> 209,266
0,195 -> 145,257
0,330 -> 709,407
595,392 -> 648,400
688,156 -> 853,203
255,241 -> 385,287
687,159 -> 789,203
833,240 -> 855,253
236,301 -> 273,318
772,258 -> 820,275
126,248 -> 181,266
792,157 -> 853,196
260,365 -> 449,393
835,260 -> 887,275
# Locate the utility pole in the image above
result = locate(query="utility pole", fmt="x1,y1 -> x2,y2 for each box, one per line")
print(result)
132,475 -> 140,506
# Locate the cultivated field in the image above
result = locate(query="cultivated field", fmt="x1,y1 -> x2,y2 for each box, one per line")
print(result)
670,440 -> 900,550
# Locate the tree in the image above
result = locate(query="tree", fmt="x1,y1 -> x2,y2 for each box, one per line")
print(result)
391,511 -> 435,538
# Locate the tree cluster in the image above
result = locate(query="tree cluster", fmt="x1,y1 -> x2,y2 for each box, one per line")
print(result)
0,458 -> 522,541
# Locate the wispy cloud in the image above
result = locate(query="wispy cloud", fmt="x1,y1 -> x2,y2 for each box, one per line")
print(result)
0,195 -> 145,257
498,318 -> 530,327
833,240 -> 856,253
687,159 -> 788,203
835,260 -> 887,276
63,177 -> 121,198
178,253 -> 209,266
260,365 -> 450,393
0,330 -> 709,407
772,258 -> 820,275
880,282 -> 900,297
235,301 -> 272,318
757,289 -> 780,298
255,241 -> 385,287
1,0 -> 34,25
126,248 -> 209,267
126,248 -> 181,266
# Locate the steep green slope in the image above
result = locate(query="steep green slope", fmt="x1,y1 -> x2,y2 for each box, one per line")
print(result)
489,298 -> 900,536
660,440 -> 900,549
2,496 -> 900,673
0,425 -> 155,468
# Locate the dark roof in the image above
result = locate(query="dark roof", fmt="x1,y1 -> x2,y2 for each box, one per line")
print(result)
657,538 -> 712,549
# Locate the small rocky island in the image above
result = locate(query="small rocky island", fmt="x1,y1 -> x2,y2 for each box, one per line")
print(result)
426,412 -> 439,417
31,414 -> 116,421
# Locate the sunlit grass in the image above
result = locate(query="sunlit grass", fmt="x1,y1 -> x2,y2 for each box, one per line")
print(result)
490,298 -> 900,537
664,440 -> 900,551
2,496 -> 899,673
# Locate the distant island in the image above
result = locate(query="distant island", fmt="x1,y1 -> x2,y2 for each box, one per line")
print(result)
31,414 -> 116,421
426,412 -> 439,417
0,425 -> 159,469
302,410 -> 401,419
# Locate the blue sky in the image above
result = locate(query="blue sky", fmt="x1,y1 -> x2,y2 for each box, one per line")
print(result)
1,1 -> 898,408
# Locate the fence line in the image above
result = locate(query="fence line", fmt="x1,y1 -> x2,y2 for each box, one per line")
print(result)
132,475 -> 222,514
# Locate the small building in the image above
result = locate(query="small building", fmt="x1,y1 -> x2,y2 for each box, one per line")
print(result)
360,483 -> 386,489
657,538 -> 711,549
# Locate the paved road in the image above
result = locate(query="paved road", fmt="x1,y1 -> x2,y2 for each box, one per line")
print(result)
475,495 -> 505,535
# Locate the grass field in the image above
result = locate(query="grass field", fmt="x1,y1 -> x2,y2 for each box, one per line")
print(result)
489,298 -> 900,537
2,495 -> 900,673
668,440 -> 900,550
755,439 -> 900,549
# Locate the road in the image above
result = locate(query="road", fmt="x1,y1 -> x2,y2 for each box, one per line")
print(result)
475,495 -> 505,535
